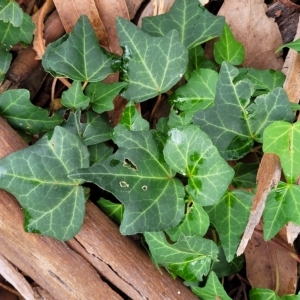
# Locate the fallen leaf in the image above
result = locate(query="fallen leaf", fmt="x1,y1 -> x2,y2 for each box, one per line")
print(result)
217,0 -> 284,70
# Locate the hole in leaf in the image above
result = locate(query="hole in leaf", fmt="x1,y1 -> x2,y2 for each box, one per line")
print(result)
123,158 -> 137,171
119,181 -> 129,188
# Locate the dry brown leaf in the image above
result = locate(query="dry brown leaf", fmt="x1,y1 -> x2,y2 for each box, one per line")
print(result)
237,153 -> 281,256
124,0 -> 145,19
218,0 -> 284,70
245,225 -> 297,296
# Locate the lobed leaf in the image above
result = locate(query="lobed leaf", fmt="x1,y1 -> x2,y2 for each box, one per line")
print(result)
0,0 -> 23,27
97,198 -> 124,225
249,288 -> 281,300
232,162 -> 259,188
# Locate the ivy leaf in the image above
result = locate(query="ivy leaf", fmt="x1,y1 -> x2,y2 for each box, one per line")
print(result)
61,80 -> 90,110
263,182 -> 300,240
88,143 -> 113,164
0,13 -> 34,49
214,24 -> 245,65
263,121 -> 300,183
0,47 -> 11,82
0,126 -> 89,240
193,62 -> 294,160
191,271 -> 232,300
0,89 -> 63,134
142,0 -> 225,49
205,190 -> 253,262
42,15 -> 112,82
97,198 -> 124,225
232,162 -> 259,188
144,232 -> 218,282
117,17 -> 188,102
163,125 -> 234,206
167,107 -> 193,128
169,68 -> 218,114
249,288 -> 280,300
70,129 -> 185,234
166,201 -> 210,241
0,0 -> 24,27
277,38 -> 300,52
84,81 -> 128,114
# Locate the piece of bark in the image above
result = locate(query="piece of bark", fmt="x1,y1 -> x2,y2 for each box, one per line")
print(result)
0,116 -> 199,299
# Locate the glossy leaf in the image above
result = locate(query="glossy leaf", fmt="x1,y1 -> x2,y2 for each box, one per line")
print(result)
163,125 -> 234,206
0,127 -> 89,240
97,198 -> 124,224
193,62 -> 294,160
191,271 -> 232,300
0,0 -> 23,27
142,0 -> 225,49
70,129 -> 185,235
169,68 -> 218,114
249,288 -> 280,300
61,80 -> 90,110
263,121 -> 300,183
144,232 -> 218,282
214,24 -> 245,65
43,15 -> 112,82
205,190 -> 253,261
117,17 -> 188,102
263,182 -> 300,240
0,89 -> 63,134
84,81 -> 128,114
232,162 -> 259,188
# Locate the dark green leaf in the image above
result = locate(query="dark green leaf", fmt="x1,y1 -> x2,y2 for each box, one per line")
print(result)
167,107 -> 193,128
232,162 -> 259,188
214,24 -> 245,65
88,143 -> 113,164
0,89 -> 63,134
144,232 -> 218,282
142,0 -> 225,49
85,81 -> 128,114
163,125 -> 234,206
97,198 -> 124,224
70,129 -> 185,234
0,0 -> 23,27
42,15 -> 112,82
0,47 -> 11,82
0,126 -> 89,240
117,17 -> 188,102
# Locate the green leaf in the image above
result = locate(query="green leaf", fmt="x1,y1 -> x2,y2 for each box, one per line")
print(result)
0,13 -> 34,49
0,126 -> 89,240
0,89 -> 63,134
0,0 -> 24,27
163,125 -> 234,206
214,24 -> 245,65
97,198 -> 124,224
61,80 -> 90,110
249,288 -> 280,300
0,47 -> 11,82
205,190 -> 253,262
117,17 -> 188,102
282,293 -> 300,300
263,121 -> 300,183
70,129 -> 185,234
142,0 -> 225,49
166,201 -> 210,241
263,182 -> 300,240
232,162 -> 259,188
84,81 -> 128,114
88,143 -> 113,164
167,107 -> 193,128
193,62 -> 294,160
144,232 -> 218,282
191,271 -> 232,300
42,15 -> 112,82
276,38 -> 300,53
236,68 -> 285,96
116,101 -> 150,131
169,68 -> 218,114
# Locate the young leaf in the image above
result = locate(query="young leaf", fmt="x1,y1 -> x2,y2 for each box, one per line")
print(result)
97,198 -> 124,224
214,24 -> 245,65
117,17 -> 188,102
193,62 -> 294,160
0,0 -> 24,27
169,68 -> 218,114
61,80 -> 90,110
232,162 -> 259,188
70,129 -> 185,235
263,121 -> 300,184
263,182 -> 300,240
142,0 -> 225,49
84,81 -> 128,114
42,15 -> 112,82
191,271 -> 232,300
0,126 -> 89,240
205,190 -> 253,262
144,232 -> 218,282
276,38 -> 300,53
166,201 -> 210,241
163,125 -> 234,206
0,89 -> 63,134
249,288 -> 280,300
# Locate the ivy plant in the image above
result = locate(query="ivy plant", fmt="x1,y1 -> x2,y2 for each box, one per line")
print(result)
0,0 -> 299,298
